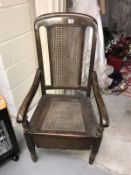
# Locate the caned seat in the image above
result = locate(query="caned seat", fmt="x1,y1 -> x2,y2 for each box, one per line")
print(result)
17,13 -> 109,164
30,95 -> 97,136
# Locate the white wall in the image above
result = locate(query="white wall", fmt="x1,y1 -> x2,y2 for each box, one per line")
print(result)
0,0 -> 39,118
0,0 -> 66,120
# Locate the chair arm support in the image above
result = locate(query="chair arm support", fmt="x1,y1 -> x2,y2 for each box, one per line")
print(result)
17,69 -> 41,123
92,71 -> 109,127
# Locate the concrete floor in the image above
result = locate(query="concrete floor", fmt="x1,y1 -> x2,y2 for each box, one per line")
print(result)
0,127 -> 111,175
0,95 -> 131,175
71,95 -> 131,175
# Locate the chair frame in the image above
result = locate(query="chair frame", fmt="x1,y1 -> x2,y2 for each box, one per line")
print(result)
17,13 -> 109,164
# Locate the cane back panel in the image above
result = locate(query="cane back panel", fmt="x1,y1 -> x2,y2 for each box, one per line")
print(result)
34,13 -> 97,90
48,25 -> 83,87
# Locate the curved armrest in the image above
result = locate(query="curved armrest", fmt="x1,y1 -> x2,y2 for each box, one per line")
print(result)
17,69 -> 41,123
92,71 -> 109,127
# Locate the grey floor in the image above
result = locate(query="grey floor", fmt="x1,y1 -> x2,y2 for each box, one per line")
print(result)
72,95 -> 131,175
0,94 -> 131,175
0,132 -> 111,175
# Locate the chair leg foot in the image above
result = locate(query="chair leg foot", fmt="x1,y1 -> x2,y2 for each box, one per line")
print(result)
89,152 -> 96,164
89,138 -> 102,164
24,132 -> 37,162
31,152 -> 37,162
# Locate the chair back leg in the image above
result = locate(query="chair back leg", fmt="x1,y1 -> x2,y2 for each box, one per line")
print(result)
89,137 -> 102,164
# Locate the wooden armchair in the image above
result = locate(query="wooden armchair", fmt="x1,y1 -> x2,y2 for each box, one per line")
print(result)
17,13 -> 109,164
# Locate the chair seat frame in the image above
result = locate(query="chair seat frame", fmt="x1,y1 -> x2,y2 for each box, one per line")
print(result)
17,13 -> 109,164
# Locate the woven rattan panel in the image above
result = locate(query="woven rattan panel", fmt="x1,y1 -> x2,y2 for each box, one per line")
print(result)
48,25 -> 83,88
42,100 -> 85,132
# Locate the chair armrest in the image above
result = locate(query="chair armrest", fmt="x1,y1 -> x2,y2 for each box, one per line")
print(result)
17,69 -> 41,123
92,71 -> 109,127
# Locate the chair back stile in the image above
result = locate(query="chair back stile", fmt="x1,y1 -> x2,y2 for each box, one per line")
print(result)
87,31 -> 97,97
34,13 -> 97,95
17,13 -> 108,165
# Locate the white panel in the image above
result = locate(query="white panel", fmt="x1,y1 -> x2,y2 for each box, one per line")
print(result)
0,0 -> 39,118
8,32 -> 35,68
35,0 -> 48,16
35,0 -> 65,16
63,0 -> 66,12
53,0 -> 59,12
7,55 -> 36,89
59,0 -> 63,12
0,42 -> 10,69
0,69 -> 10,89
12,73 -> 40,107
0,0 -> 27,8
0,4 -> 31,43
0,32 -> 35,69
39,27 -> 51,86
28,0 -> 36,23
0,87 -> 15,105
0,56 -> 4,69
48,0 -> 54,12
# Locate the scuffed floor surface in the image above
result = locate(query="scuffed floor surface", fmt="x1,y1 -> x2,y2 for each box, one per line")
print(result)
0,95 -> 130,175
0,133 -> 111,175
71,95 -> 131,175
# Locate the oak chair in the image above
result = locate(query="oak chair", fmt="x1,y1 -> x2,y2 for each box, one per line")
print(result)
17,13 -> 109,164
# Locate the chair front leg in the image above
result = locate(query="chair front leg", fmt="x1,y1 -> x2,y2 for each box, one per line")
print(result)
89,137 -> 102,164
24,132 -> 37,162
22,120 -> 37,162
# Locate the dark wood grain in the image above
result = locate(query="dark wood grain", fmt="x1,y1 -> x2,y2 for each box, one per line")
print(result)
17,13 -> 109,165
92,71 -> 109,127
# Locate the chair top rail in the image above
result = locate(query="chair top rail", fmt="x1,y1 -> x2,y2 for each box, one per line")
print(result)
34,12 -> 97,31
